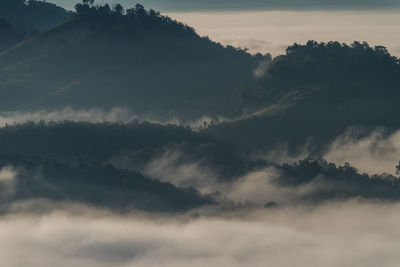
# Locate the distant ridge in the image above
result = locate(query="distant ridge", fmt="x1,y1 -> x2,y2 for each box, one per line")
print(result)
0,3 -> 261,119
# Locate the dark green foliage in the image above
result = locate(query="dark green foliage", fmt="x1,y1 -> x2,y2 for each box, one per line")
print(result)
0,121 -> 252,180
211,41 -> 400,150
245,41 -> 399,104
2,2 -> 400,210
0,4 -> 258,119
1,121 -> 400,207
272,157 -> 400,201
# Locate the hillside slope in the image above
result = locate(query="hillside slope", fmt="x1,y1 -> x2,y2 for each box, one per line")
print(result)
0,6 -> 260,119
210,41 -> 400,150
0,19 -> 27,52
0,0 -> 71,31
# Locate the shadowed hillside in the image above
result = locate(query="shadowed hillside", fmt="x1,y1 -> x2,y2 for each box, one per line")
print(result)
210,41 -> 400,151
0,4 -> 261,120
0,121 -> 252,180
0,0 -> 71,31
0,19 -> 27,52
0,154 -> 213,212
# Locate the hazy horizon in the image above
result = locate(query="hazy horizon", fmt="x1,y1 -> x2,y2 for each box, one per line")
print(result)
45,1 -> 400,57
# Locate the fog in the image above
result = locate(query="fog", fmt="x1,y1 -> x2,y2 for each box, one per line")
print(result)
324,127 -> 400,175
1,200 -> 400,267
0,107 -> 228,130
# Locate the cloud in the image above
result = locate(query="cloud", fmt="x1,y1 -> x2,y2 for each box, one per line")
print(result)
0,166 -> 17,199
324,127 -> 400,175
143,148 -> 219,193
0,166 -> 17,183
0,107 -> 138,127
0,107 -> 232,130
225,167 -> 293,204
141,150 -> 302,205
136,147 -> 338,205
253,57 -> 272,79
2,200 -> 400,267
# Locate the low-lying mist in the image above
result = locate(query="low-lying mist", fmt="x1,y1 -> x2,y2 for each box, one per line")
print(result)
1,200 -> 400,267
0,107 -> 228,130
0,110 -> 399,266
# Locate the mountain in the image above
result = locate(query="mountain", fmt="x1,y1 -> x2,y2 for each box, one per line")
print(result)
1,121 -> 400,207
1,3 -> 399,151
0,0 -> 71,31
209,41 -> 400,151
0,121 -> 252,180
0,154 -> 213,212
0,19 -> 27,52
0,4 -> 261,120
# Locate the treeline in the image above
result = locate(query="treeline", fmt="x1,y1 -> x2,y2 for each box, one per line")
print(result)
273,157 -> 400,201
242,40 -> 400,106
74,1 -> 197,35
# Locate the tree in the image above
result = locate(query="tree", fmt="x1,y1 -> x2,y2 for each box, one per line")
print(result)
134,3 -> 146,18
113,4 -> 124,15
75,0 -> 95,15
97,4 -> 111,15
396,161 -> 400,175
74,3 -> 89,15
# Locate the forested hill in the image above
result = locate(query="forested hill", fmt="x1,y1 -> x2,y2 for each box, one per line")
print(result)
0,3 -> 262,120
1,2 -> 399,144
210,41 -> 400,150
0,0 -> 71,31
0,19 -> 27,52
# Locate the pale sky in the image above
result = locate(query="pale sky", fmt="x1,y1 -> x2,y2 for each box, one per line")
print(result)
49,1 -> 400,57
51,0 -> 400,11
167,10 -> 400,57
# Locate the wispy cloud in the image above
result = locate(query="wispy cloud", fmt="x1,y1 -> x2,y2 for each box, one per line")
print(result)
324,127 -> 400,175
0,166 -> 17,199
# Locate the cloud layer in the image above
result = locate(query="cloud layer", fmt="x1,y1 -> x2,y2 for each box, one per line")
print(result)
2,201 -> 400,267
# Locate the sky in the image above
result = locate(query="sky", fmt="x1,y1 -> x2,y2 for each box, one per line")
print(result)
168,10 -> 400,57
48,0 -> 400,57
50,0 -> 400,11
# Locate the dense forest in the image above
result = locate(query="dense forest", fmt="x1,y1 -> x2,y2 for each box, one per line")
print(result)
210,41 -> 400,150
0,0 -> 400,211
0,121 -> 399,210
0,2 -> 260,119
